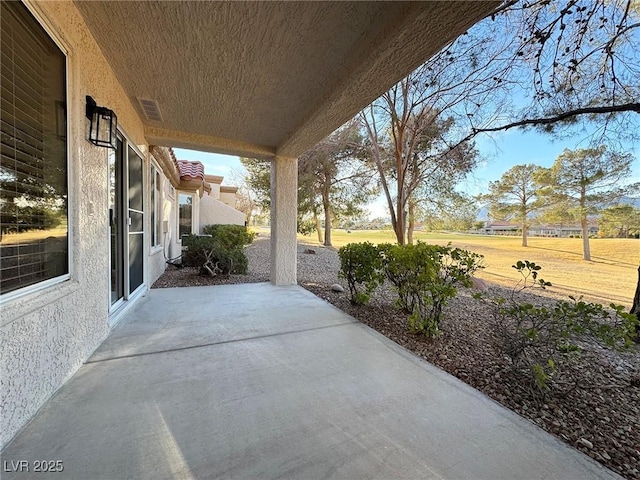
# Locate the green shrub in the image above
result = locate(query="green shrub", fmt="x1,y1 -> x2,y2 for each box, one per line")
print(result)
338,242 -> 384,305
201,224 -> 254,250
184,225 -> 255,275
475,260 -> 638,394
382,242 -> 483,336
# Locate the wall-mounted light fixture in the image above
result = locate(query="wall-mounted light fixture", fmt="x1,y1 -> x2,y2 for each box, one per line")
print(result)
86,95 -> 117,149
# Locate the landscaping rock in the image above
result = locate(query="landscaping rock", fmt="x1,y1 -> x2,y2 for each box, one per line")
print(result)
471,277 -> 489,291
578,438 -> 594,449
331,284 -> 344,293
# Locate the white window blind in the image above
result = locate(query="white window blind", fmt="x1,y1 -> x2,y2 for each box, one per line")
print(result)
1,1 -> 68,295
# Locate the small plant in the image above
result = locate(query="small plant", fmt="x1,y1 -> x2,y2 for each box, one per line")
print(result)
382,242 -> 483,336
338,242 -> 384,305
475,260 -> 638,395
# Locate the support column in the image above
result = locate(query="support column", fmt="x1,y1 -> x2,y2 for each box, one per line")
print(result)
270,155 -> 298,285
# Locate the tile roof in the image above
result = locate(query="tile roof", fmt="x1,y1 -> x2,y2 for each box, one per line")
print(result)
177,160 -> 205,181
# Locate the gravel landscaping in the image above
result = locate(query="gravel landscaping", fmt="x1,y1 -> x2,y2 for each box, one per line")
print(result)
152,232 -> 640,479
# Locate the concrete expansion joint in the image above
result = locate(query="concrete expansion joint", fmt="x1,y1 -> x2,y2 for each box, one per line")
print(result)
86,320 -> 358,364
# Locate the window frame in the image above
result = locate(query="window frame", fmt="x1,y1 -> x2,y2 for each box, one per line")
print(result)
0,1 -> 71,302
177,192 -> 194,241
150,163 -> 163,249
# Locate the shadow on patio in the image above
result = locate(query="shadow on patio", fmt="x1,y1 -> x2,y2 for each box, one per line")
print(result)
1,283 -> 621,479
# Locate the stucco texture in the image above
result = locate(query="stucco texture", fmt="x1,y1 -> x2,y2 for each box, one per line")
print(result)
199,194 -> 245,231
1,0 -> 147,448
74,1 -> 498,159
270,156 -> 298,285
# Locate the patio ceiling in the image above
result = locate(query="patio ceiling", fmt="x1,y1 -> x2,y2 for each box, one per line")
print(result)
75,1 -> 499,159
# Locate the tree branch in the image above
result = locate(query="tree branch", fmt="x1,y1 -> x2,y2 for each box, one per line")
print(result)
470,103 -> 640,138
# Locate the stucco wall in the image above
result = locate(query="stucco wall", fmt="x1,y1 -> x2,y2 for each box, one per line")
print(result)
165,183 -> 180,260
147,160 -> 178,287
270,156 -> 298,285
219,191 -> 237,207
199,194 -> 246,231
210,183 -> 221,200
0,0 -> 147,449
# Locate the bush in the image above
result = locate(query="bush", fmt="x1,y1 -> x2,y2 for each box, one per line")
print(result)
201,224 -> 254,250
382,242 -> 483,336
182,225 -> 253,275
338,242 -> 384,305
475,260 -> 638,394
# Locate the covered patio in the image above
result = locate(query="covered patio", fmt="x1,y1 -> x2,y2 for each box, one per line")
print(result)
2,283 -> 620,479
72,0 -> 501,286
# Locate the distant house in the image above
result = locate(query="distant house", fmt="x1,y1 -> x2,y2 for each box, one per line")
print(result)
144,148 -> 246,278
174,158 -> 245,243
529,223 -> 599,238
478,221 -> 598,238
482,221 -> 520,236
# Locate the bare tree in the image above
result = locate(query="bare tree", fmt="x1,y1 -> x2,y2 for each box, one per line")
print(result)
229,167 -> 261,226
359,73 -> 486,245
358,6 -> 544,245
359,0 -> 639,246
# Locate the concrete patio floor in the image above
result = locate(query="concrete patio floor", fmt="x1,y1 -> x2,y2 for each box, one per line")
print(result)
2,283 -> 621,479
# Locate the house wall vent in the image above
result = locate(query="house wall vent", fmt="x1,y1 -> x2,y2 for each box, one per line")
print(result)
137,97 -> 163,122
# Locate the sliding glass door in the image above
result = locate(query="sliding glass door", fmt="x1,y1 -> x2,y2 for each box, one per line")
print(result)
128,146 -> 144,293
108,135 -> 144,311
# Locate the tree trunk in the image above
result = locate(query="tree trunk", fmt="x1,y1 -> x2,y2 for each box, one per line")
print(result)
407,201 -> 415,245
580,190 -> 591,261
394,222 -> 404,245
323,199 -> 332,247
395,191 -> 405,244
313,211 -> 323,244
631,266 -> 640,342
521,221 -> 528,247
581,216 -> 591,261
394,201 -> 406,245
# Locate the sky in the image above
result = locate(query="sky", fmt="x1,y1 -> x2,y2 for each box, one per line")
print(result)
174,128 -> 640,220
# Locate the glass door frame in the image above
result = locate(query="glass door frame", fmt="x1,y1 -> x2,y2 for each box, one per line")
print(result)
108,131 -> 146,318
108,136 -> 125,313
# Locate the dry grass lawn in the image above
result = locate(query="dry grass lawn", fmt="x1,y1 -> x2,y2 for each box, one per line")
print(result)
1,227 -> 67,245
299,229 -> 639,308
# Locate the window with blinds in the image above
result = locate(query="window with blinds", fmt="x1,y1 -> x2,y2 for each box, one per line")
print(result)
1,1 -> 68,296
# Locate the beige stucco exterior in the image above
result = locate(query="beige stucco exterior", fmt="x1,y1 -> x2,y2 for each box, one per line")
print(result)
199,179 -> 245,229
1,0 -> 150,448
199,195 -> 245,231
219,187 -> 239,208
205,175 -> 224,200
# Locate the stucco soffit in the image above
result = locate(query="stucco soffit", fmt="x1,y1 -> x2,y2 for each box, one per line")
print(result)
277,1 -> 500,158
178,179 -> 209,197
145,126 -> 275,160
205,175 -> 224,184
